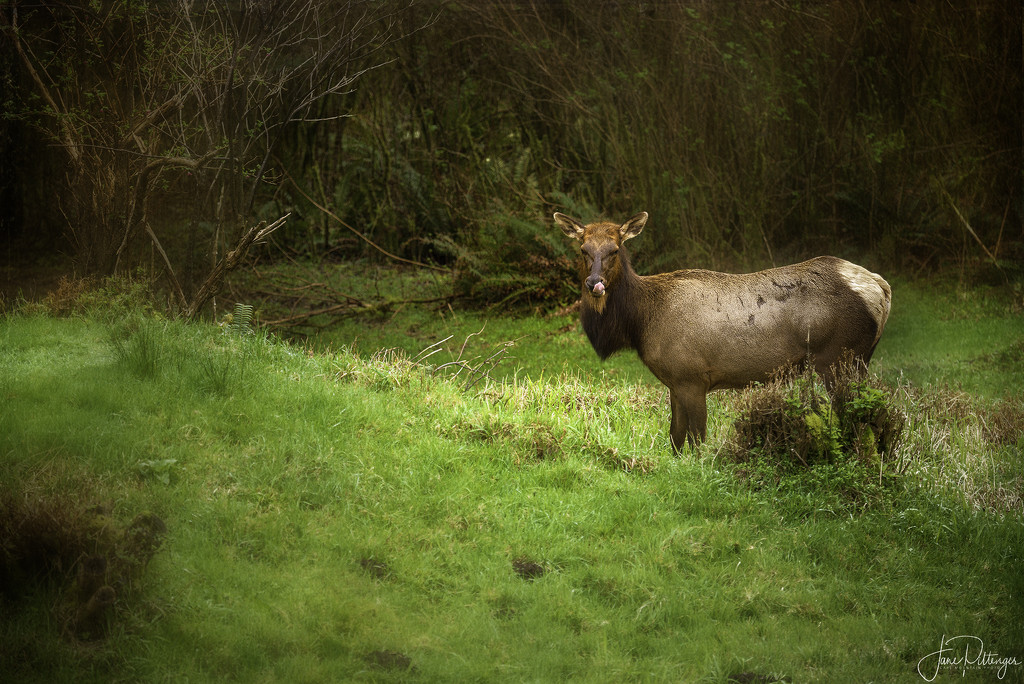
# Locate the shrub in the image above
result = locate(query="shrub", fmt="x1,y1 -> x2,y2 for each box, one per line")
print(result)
726,359 -> 906,506
437,211 -> 576,309
27,273 -> 159,320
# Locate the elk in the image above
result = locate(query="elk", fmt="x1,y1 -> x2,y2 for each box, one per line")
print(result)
554,211 -> 891,451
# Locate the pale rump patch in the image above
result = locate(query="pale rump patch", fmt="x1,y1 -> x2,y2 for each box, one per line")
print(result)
837,261 -> 891,344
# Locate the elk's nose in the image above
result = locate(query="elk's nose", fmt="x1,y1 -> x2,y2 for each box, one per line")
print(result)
586,276 -> 605,296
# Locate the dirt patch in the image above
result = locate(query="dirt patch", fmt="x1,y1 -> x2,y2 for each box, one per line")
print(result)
358,556 -> 391,580
511,557 -> 545,580
365,649 -> 413,671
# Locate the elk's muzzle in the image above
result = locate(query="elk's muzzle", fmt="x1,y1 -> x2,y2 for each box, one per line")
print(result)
586,275 -> 606,296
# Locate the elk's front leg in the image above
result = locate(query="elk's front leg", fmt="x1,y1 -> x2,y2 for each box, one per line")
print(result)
670,385 -> 708,452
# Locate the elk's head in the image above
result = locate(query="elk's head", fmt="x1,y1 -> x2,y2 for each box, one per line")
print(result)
554,212 -> 648,308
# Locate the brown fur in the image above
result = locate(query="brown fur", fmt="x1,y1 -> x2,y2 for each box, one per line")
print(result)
554,212 -> 892,451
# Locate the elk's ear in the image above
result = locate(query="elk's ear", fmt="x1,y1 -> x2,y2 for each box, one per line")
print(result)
554,213 -> 586,241
620,212 -> 648,241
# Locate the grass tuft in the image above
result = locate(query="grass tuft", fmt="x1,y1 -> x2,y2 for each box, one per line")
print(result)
895,384 -> 1024,515
110,317 -> 165,379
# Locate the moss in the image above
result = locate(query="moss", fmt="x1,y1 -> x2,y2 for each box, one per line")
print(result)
804,410 -> 840,460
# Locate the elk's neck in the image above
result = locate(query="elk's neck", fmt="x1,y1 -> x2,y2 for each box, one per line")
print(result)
580,258 -> 651,360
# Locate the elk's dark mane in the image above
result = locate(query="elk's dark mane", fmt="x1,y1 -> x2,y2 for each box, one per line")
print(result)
580,247 -> 653,360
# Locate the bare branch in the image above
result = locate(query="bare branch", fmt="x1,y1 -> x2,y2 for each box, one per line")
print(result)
114,150 -> 221,271
941,188 -> 1005,279
144,221 -> 188,311
184,214 -> 290,320
119,95 -> 184,150
280,164 -> 448,273
2,5 -> 82,168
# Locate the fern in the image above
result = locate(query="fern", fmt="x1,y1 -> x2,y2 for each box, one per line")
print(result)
548,191 -> 599,224
228,303 -> 255,335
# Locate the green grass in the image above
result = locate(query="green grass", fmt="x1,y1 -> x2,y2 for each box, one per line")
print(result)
229,258 -> 656,384
238,263 -> 1024,399
869,279 -> 1024,399
1,279 -> 1022,682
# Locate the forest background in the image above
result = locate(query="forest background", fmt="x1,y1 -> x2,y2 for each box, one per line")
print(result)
0,0 -> 1020,315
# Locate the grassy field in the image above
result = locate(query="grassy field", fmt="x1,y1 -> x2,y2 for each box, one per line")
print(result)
1,273 -> 1022,683
242,262 -> 1024,398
